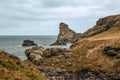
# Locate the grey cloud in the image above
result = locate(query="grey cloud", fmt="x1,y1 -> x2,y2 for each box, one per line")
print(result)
0,0 -> 120,35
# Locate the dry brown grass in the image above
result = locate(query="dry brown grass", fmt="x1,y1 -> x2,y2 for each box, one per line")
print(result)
70,23 -> 120,74
0,51 -> 48,80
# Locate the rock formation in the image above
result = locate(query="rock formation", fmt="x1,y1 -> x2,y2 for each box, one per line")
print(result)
81,14 -> 120,38
51,15 -> 120,45
25,46 -> 70,65
51,22 -> 76,45
22,40 -> 37,46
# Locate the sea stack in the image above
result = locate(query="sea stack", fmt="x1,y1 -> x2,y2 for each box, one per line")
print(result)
51,22 -> 76,45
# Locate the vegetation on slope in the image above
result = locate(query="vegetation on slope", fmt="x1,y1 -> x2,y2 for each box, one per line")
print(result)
70,21 -> 120,74
0,51 -> 48,80
39,17 -> 120,78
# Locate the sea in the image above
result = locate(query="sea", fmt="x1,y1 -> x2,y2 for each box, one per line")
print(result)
0,36 -> 72,61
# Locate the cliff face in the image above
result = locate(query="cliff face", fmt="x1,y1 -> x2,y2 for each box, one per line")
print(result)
51,22 -> 76,45
51,14 -> 120,45
81,14 -> 120,38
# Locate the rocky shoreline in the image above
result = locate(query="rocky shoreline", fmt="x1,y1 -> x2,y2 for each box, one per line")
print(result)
24,14 -> 120,80
0,14 -> 120,80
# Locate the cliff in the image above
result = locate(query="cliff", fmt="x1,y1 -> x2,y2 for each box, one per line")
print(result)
51,14 -> 120,45
81,14 -> 120,38
51,22 -> 76,45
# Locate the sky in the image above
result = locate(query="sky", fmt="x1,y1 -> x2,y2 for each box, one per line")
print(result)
0,0 -> 120,35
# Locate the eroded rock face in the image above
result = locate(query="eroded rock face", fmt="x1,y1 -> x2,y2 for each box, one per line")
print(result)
43,48 -> 69,58
25,46 -> 70,65
52,15 -> 120,45
51,23 -> 76,45
22,40 -> 37,46
81,15 -> 120,38
25,46 -> 45,65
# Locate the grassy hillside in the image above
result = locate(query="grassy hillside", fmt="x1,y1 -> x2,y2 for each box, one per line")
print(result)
0,51 -> 48,80
70,21 -> 120,74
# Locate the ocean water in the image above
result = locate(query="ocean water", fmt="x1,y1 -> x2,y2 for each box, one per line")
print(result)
0,36 -> 71,60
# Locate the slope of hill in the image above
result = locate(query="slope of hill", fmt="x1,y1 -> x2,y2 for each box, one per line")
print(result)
70,21 -> 120,73
0,50 -> 48,80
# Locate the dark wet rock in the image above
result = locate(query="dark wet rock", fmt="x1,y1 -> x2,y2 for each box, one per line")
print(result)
22,40 -> 37,46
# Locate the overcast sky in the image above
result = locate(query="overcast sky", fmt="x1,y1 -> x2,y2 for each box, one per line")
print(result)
0,0 -> 120,35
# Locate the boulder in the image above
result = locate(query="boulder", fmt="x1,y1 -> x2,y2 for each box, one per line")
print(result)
25,46 -> 70,65
25,46 -> 45,65
22,40 -> 37,46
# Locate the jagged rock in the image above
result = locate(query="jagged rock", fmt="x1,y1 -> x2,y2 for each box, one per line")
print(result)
51,22 -> 76,45
40,68 -> 120,80
52,15 -> 120,46
25,46 -> 45,65
25,46 -> 70,65
71,33 -> 82,42
43,48 -> 69,58
22,40 -> 37,46
81,15 -> 120,38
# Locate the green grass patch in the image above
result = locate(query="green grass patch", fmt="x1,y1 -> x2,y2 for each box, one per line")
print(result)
0,59 -> 18,70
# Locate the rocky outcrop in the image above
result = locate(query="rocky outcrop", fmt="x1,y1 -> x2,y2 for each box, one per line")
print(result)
43,48 -> 69,58
22,40 -> 37,46
80,15 -> 120,38
25,45 -> 120,80
51,22 -> 76,45
25,46 -> 70,65
25,46 -> 44,65
40,68 -> 120,80
103,46 -> 120,58
51,15 -> 120,45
